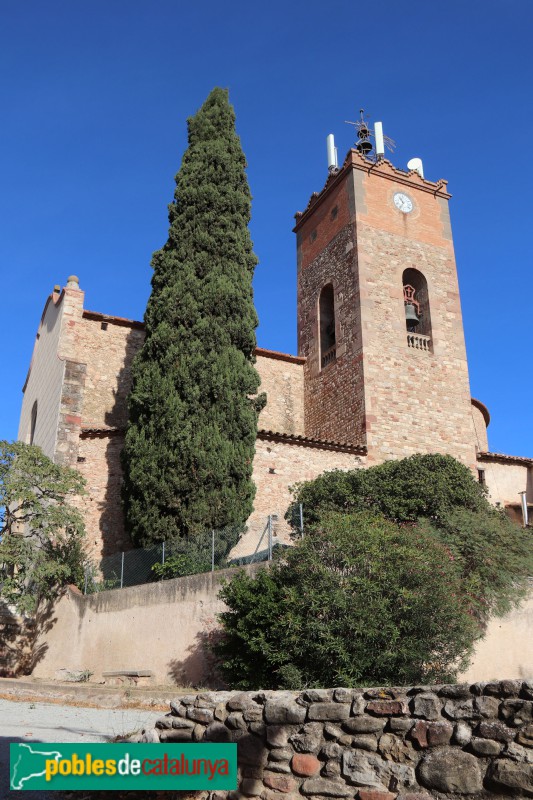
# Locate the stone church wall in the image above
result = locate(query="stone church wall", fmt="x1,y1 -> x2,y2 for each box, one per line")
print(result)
255,351 -> 306,437
77,313 -> 145,429
238,438 -> 365,557
77,428 -> 365,562
76,431 -> 130,558
18,276 -> 533,565
59,309 -> 363,561
73,313 -> 305,437
138,684 -> 533,797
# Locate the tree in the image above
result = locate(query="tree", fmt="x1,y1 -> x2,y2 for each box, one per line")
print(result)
216,512 -> 479,689
287,453 -> 487,530
0,441 -> 87,614
287,454 -> 533,626
122,88 -> 264,547
216,454 -> 533,689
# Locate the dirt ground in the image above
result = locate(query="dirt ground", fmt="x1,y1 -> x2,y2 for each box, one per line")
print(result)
0,695 -> 171,800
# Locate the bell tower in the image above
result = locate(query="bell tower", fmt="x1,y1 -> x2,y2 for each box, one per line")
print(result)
295,123 -> 477,469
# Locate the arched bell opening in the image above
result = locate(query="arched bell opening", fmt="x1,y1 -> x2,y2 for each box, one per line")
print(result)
402,268 -> 432,339
319,283 -> 336,369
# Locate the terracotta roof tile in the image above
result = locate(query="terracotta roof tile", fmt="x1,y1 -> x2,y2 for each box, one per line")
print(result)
80,425 -> 366,455
477,451 -> 533,466
258,429 -> 366,455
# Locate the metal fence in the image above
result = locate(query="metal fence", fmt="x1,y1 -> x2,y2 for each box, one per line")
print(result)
82,512 -> 300,594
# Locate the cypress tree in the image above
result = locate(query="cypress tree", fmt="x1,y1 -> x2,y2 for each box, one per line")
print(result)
122,88 -> 265,546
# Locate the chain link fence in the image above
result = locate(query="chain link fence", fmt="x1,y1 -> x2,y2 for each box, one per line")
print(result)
82,510 -> 303,594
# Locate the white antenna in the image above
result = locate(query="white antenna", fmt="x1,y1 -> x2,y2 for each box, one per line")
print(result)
326,134 -> 338,172
407,157 -> 424,178
374,122 -> 385,158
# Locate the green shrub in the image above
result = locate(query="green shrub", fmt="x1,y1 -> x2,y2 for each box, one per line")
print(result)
422,507 -> 533,623
287,453 -> 488,531
216,512 -> 479,689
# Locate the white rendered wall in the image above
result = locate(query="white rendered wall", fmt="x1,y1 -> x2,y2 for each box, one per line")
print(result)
18,295 -> 65,459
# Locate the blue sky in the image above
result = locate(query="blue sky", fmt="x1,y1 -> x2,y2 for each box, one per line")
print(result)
1,0 -> 532,456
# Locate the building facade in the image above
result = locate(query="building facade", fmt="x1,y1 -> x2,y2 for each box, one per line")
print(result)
18,150 -> 532,560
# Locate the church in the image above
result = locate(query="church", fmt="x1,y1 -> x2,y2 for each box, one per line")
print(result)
18,135 -> 532,561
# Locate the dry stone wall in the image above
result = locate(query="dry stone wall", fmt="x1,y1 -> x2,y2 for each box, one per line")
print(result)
137,682 -> 533,798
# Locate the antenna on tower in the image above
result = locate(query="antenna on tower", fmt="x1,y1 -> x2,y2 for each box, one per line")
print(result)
345,110 -> 395,160
407,157 -> 424,178
374,122 -> 385,159
326,134 -> 338,173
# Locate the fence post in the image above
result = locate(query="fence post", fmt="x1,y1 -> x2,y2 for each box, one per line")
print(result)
268,515 -> 273,560
250,519 -> 269,564
299,503 -> 304,538
211,530 -> 215,572
162,541 -> 166,565
120,551 -> 124,589
84,568 -> 88,595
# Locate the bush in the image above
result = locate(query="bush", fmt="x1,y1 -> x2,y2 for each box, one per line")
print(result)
287,453 -> 488,531
421,507 -> 533,623
288,453 -> 533,628
215,512 -> 479,689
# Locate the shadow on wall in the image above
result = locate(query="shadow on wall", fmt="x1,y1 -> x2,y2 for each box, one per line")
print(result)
0,601 -> 56,677
167,628 -> 226,690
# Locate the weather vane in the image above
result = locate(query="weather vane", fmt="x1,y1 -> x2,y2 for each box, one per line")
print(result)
345,109 -> 395,159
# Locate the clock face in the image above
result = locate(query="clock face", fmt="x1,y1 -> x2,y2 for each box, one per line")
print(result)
393,192 -> 413,213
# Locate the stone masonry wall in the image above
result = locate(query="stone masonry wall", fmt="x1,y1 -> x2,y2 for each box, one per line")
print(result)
52,311 -> 311,559
55,359 -> 87,468
138,683 -> 533,798
352,165 -> 477,470
76,431 -> 131,558
76,314 -> 145,429
74,315 -> 303,436
77,428 -> 365,561
234,437 -> 365,558
296,173 -> 365,448
255,352 -> 305,437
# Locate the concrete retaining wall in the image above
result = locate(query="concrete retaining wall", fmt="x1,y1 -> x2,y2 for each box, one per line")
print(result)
31,569 -> 533,688
31,566 -> 262,686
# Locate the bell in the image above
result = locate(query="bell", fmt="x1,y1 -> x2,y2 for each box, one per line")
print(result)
404,303 -> 420,327
356,140 -> 373,156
